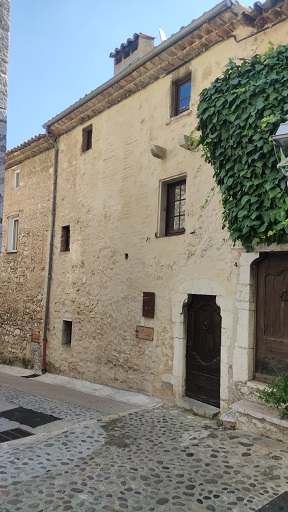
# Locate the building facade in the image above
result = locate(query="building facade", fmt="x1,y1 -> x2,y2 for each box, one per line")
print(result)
0,0 -> 10,249
2,0 -> 288,428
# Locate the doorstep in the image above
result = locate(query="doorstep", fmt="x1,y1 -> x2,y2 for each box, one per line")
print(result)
176,396 -> 220,419
221,399 -> 288,443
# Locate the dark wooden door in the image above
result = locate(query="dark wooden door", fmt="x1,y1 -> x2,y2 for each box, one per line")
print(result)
256,253 -> 288,380
186,295 -> 221,407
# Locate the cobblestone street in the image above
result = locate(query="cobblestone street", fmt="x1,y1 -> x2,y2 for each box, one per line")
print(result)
0,369 -> 288,512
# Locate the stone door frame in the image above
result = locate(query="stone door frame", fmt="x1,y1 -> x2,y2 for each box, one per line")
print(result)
171,279 -> 231,404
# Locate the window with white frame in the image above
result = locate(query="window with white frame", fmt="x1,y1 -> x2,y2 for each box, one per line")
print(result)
157,176 -> 186,237
14,170 -> 20,189
7,215 -> 19,252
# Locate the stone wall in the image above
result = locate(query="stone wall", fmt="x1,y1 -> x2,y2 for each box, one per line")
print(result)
0,149 -> 53,368
0,0 -> 10,249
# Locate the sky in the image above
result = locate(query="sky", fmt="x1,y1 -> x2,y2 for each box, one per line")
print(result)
7,0 -> 251,150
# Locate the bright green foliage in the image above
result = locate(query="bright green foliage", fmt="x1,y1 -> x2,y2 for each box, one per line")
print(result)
257,372 -> 288,419
196,45 -> 288,251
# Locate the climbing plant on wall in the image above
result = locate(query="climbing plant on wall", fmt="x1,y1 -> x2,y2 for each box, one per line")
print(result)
196,44 -> 288,251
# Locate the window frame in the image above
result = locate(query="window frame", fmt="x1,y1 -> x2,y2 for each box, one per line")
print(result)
7,215 -> 19,252
82,124 -> 93,152
172,75 -> 191,117
157,175 -> 187,238
165,179 -> 186,236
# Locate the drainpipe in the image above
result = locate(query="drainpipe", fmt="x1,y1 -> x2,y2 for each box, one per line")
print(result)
42,131 -> 58,373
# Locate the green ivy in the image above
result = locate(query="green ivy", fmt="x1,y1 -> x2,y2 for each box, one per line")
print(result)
196,44 -> 288,251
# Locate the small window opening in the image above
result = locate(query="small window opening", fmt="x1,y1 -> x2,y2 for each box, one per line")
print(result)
62,320 -> 72,346
7,215 -> 19,252
82,125 -> 93,152
60,225 -> 70,252
14,170 -> 20,189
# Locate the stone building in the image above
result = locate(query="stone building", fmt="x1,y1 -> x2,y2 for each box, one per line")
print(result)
2,0 -> 288,436
0,0 -> 10,249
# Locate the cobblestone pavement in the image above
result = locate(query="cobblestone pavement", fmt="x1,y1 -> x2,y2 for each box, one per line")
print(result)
0,383 -> 288,511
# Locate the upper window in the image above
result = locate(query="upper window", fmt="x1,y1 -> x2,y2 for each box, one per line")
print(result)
7,215 -> 19,252
157,177 -> 186,237
82,125 -> 92,152
14,170 -> 20,189
173,76 -> 191,117
166,180 -> 186,235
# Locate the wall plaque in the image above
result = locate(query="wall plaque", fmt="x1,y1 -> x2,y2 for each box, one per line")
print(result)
142,292 -> 155,318
136,326 -> 154,341
31,331 -> 40,343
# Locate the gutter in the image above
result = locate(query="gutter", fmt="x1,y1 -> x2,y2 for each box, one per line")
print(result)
43,0 -> 238,132
42,130 -> 59,373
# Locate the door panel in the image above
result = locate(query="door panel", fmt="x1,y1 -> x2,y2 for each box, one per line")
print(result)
256,253 -> 288,379
186,295 -> 221,407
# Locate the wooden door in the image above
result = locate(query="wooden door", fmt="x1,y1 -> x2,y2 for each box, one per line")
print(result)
186,295 -> 221,407
256,253 -> 288,380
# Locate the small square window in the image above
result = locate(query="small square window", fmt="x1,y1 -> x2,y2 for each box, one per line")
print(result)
157,177 -> 186,237
7,215 -> 19,252
82,125 -> 92,152
173,76 -> 191,117
62,320 -> 72,346
60,225 -> 70,252
14,170 -> 20,189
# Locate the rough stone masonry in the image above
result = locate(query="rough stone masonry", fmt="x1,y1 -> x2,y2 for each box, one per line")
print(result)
0,0 -> 10,249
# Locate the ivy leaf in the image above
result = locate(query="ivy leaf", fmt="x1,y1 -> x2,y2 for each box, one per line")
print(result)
196,44 -> 288,251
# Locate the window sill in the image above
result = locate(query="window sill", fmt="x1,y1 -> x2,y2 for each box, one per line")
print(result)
156,229 -> 185,238
6,250 -> 17,254
166,229 -> 185,236
166,109 -> 192,126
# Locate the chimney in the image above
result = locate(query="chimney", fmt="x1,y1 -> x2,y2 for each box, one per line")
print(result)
110,33 -> 155,76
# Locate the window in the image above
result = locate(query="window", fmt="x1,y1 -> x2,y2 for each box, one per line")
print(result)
173,76 -> 191,116
7,215 -> 19,252
62,320 -> 72,346
157,177 -> 186,237
60,225 -> 70,252
82,125 -> 92,152
14,170 -> 20,189
166,180 -> 186,235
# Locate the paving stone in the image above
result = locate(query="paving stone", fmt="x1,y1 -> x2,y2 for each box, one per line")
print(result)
0,384 -> 288,511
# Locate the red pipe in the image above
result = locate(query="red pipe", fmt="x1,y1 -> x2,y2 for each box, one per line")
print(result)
42,337 -> 47,373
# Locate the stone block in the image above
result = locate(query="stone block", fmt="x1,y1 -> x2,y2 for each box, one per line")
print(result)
176,397 -> 220,418
150,144 -> 167,159
233,347 -> 254,382
236,308 -> 255,349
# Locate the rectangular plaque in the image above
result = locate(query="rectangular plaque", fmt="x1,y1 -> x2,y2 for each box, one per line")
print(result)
142,292 -> 155,318
136,326 -> 154,341
31,331 -> 40,343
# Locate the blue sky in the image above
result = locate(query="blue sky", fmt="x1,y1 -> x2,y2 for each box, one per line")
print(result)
7,0 -> 251,150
